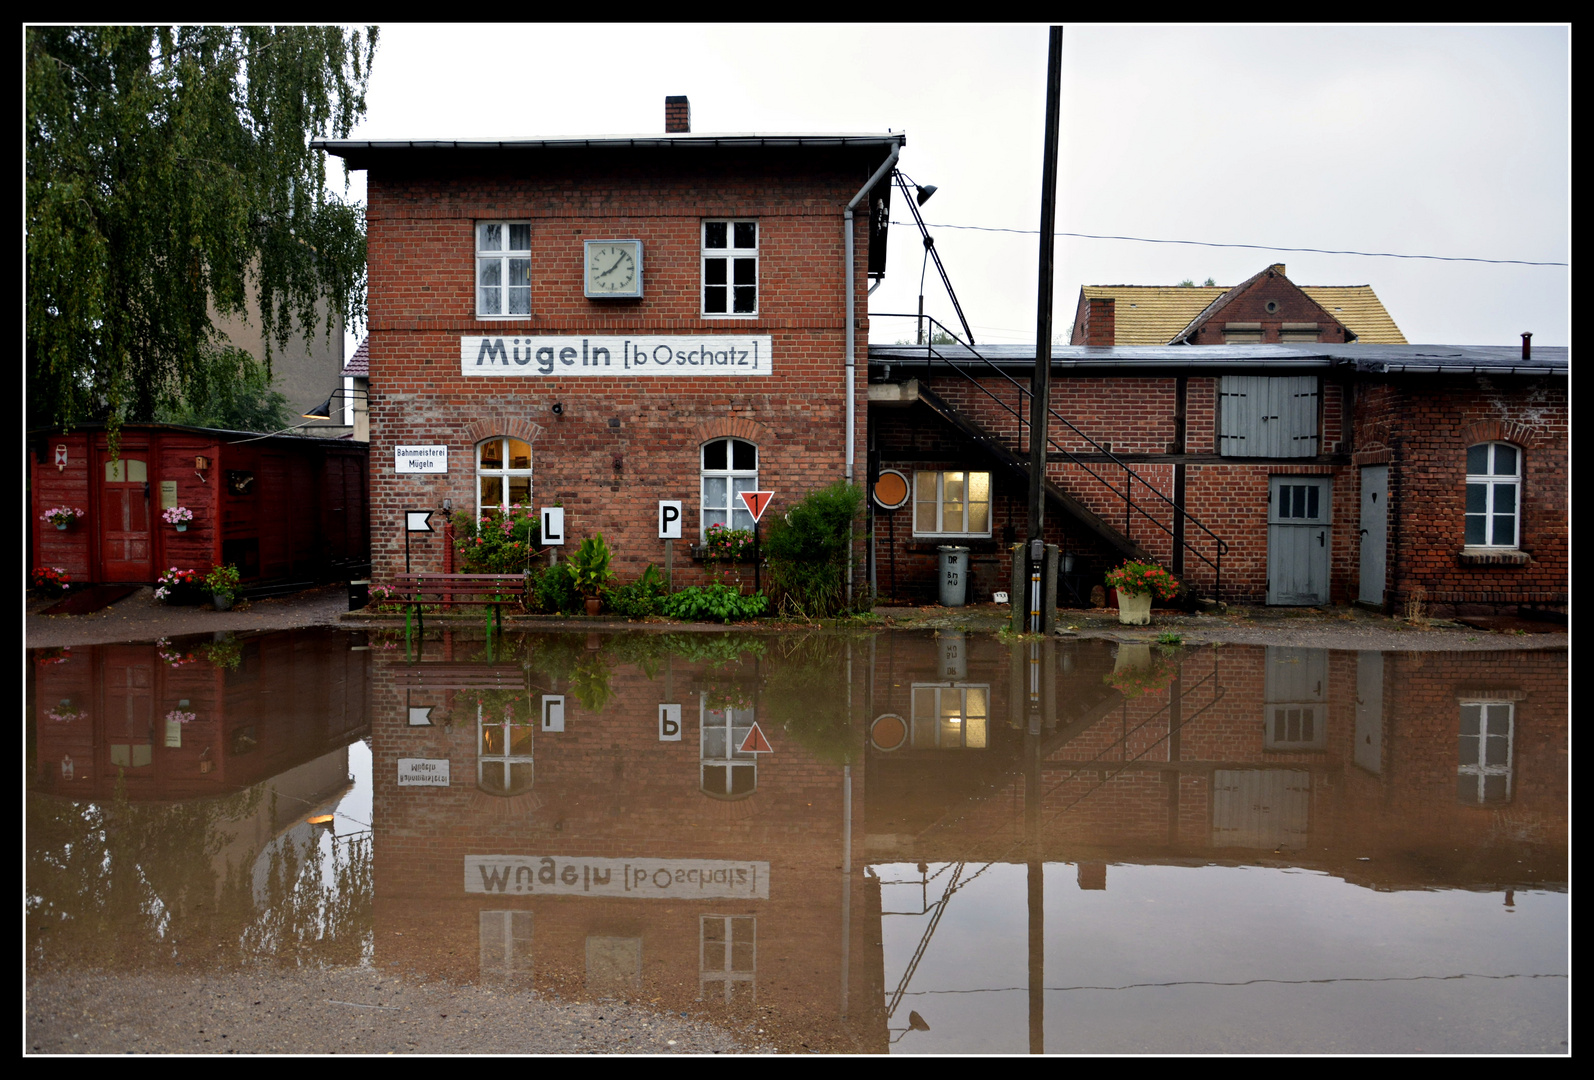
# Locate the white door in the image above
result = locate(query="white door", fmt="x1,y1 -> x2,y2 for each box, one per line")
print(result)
1358,465 -> 1388,606
1267,477 -> 1331,605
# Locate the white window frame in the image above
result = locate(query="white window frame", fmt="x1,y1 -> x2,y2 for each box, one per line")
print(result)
475,436 -> 533,521
702,219 -> 758,317
912,470 -> 992,538
1458,700 -> 1513,805
908,683 -> 990,750
476,221 -> 532,318
700,695 -> 757,799
699,915 -> 756,1004
476,702 -> 535,797
1465,442 -> 1521,550
701,438 -> 758,535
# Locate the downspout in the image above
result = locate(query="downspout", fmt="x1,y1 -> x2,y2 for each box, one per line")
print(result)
845,142 -> 900,606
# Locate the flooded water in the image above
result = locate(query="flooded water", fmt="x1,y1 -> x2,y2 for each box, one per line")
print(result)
26,628 -> 1568,1054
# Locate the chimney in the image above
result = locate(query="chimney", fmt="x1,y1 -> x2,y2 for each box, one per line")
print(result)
1086,297 -> 1116,346
1268,263 -> 1286,277
665,95 -> 690,134
1521,332 -> 1532,359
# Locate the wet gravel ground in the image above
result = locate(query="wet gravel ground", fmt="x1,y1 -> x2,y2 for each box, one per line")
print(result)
25,967 -> 767,1055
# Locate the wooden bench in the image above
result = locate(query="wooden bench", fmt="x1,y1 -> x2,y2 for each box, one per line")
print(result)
392,573 -> 527,633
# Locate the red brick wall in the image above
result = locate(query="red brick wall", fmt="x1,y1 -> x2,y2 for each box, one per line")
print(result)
362,150 -> 882,587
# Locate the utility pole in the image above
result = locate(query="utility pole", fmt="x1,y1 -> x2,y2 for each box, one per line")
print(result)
1025,25 -> 1065,633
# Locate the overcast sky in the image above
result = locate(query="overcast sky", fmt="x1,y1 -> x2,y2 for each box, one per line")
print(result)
334,23 -> 1569,354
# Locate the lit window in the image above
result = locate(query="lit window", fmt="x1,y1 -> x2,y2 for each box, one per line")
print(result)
909,684 -> 989,749
477,437 -> 533,520
477,221 -> 532,317
913,471 -> 991,537
1458,701 -> 1513,804
700,915 -> 756,1003
703,220 -> 757,316
1465,443 -> 1520,548
477,701 -> 535,797
701,438 -> 757,534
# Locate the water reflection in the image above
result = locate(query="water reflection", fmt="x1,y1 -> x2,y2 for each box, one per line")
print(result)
26,629 -> 1567,1053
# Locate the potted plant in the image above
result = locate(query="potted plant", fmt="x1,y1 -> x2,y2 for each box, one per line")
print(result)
40,506 -> 85,531
155,566 -> 201,604
163,506 -> 194,532
570,533 -> 612,616
1102,560 -> 1180,626
203,563 -> 241,611
30,566 -> 71,597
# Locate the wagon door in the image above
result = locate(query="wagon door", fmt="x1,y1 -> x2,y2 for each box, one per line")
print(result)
99,452 -> 153,583
1267,476 -> 1331,605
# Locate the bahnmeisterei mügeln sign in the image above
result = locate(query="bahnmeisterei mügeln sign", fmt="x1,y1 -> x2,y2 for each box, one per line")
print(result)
460,335 -> 772,377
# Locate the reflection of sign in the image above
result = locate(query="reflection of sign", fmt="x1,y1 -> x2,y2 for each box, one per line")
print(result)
465,855 -> 769,899
460,335 -> 772,378
395,446 -> 448,474
408,706 -> 434,726
870,713 -> 907,751
659,703 -> 682,741
541,695 -> 565,732
405,510 -> 433,533
398,758 -> 450,786
541,507 -> 565,546
739,490 -> 774,523
737,722 -> 773,755
658,500 -> 683,539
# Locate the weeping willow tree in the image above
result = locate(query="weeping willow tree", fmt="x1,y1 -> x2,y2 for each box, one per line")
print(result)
25,26 -> 378,443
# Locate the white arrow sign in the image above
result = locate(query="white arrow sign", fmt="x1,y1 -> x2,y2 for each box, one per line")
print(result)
406,510 -> 434,533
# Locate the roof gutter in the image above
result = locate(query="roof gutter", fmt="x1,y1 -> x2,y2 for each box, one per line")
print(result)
845,142 -> 900,605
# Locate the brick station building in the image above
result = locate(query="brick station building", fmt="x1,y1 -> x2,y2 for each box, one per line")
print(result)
314,99 -> 902,589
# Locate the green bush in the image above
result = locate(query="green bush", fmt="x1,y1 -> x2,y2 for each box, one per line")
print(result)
452,506 -> 540,574
659,583 -> 768,624
762,481 -> 864,617
605,564 -> 667,618
532,561 -> 582,615
570,533 -> 613,597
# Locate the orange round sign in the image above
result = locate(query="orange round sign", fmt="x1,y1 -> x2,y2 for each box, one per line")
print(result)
870,713 -> 907,751
873,470 -> 910,510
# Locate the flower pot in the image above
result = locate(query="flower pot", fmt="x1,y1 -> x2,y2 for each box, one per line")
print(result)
175,522 -> 188,532
212,594 -> 234,611
1117,589 -> 1153,625
584,597 -> 601,617
55,522 -> 68,531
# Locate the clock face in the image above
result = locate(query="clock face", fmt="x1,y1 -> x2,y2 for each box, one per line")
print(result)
585,240 -> 642,298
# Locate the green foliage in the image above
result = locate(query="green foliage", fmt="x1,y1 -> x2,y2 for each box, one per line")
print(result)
759,634 -> 860,764
452,506 -> 539,574
152,344 -> 292,432
659,584 -> 769,624
570,534 -> 613,597
26,26 -> 378,442
1156,631 -> 1183,646
605,564 -> 667,619
532,561 -> 582,615
203,562 -> 241,597
763,481 -> 864,617
568,655 -> 614,712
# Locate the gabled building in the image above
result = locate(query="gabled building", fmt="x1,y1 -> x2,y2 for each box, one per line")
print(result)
1070,264 -> 1406,346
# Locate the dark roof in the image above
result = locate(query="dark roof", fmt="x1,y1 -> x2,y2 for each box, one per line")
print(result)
344,336 -> 369,378
867,342 -> 1567,376
313,132 -> 905,169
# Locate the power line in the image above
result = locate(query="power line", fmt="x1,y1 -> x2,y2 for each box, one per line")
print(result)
890,220 -> 1568,267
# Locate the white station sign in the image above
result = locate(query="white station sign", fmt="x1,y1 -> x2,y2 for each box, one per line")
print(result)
396,446 -> 448,474
461,335 -> 771,377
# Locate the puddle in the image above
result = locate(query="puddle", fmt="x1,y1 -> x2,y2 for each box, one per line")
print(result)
27,628 -> 1568,1053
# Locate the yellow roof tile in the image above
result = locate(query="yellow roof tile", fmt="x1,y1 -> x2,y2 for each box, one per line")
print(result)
1300,286 -> 1406,344
1077,282 -> 1406,345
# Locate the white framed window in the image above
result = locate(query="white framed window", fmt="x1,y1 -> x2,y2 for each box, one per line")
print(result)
909,684 -> 989,750
702,219 -> 757,316
699,915 -> 756,1003
1465,442 -> 1520,548
701,438 -> 757,534
1458,701 -> 1513,805
477,701 -> 535,797
700,696 -> 757,799
913,471 -> 991,537
477,436 -> 533,520
477,221 -> 532,317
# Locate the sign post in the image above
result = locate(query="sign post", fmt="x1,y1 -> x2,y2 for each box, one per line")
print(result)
658,500 -> 683,591
739,491 -> 774,594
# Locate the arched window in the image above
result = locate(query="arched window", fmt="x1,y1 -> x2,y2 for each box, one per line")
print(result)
701,438 -> 757,534
477,437 -> 533,520
477,701 -> 535,797
1465,442 -> 1520,548
700,697 -> 757,799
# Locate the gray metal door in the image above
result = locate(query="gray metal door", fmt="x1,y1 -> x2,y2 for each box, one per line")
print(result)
1354,651 -> 1384,775
1358,465 -> 1387,606
1267,476 -> 1331,605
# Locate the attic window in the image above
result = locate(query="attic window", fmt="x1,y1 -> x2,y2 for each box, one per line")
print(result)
1265,300 -> 1279,314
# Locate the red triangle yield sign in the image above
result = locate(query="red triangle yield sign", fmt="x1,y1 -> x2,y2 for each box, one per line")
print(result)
739,490 -> 774,523
738,722 -> 773,755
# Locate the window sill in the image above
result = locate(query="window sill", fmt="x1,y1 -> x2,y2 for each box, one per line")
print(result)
1458,548 -> 1530,566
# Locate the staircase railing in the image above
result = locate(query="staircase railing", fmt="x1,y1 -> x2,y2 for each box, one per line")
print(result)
872,314 -> 1227,599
